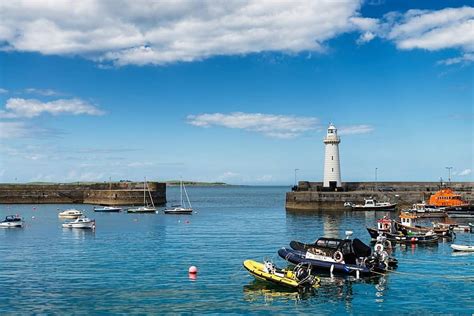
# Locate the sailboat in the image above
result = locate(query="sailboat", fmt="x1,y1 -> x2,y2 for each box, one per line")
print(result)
127,178 -> 156,213
164,180 -> 193,215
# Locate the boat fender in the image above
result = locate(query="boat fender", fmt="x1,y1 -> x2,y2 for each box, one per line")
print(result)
333,251 -> 344,263
374,243 -> 384,252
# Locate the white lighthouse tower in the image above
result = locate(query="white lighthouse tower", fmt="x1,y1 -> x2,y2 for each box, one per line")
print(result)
323,123 -> 341,189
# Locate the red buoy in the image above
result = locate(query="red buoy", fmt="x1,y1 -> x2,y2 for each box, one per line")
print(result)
188,266 -> 197,274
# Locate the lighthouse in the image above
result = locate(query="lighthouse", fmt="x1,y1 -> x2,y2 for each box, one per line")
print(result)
323,123 -> 341,189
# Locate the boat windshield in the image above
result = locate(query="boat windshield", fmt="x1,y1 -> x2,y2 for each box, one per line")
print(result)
315,238 -> 342,249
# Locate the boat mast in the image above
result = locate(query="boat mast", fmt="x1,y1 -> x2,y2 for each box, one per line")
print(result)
143,177 -> 146,206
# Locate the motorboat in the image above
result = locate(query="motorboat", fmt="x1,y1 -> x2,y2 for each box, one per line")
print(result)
127,178 -> 156,213
451,244 -> 474,252
394,212 -> 454,238
428,188 -> 469,208
163,179 -> 193,215
243,260 -> 320,290
62,216 -> 95,229
0,215 -> 24,228
367,217 -> 439,244
58,209 -> 84,219
93,206 -> 122,212
279,232 -> 397,276
346,198 -> 397,211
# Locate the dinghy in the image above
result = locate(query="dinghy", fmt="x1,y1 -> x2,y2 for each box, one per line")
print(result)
243,260 -> 320,289
451,244 -> 474,252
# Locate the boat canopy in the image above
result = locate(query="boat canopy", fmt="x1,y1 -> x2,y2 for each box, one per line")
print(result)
314,237 -> 371,257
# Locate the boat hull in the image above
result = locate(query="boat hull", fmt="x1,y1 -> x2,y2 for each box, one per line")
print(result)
163,208 -> 193,215
367,227 -> 439,243
94,207 -> 121,212
243,260 -> 318,289
393,221 -> 453,238
62,222 -> 95,229
278,248 -> 377,276
0,221 -> 23,228
451,244 -> 474,252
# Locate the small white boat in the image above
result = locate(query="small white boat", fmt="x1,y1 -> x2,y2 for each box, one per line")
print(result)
164,180 -> 193,215
0,215 -> 24,228
127,178 -> 156,213
350,198 -> 397,211
62,216 -> 95,229
58,209 -> 83,219
127,206 -> 156,213
451,244 -> 474,252
93,206 -> 122,212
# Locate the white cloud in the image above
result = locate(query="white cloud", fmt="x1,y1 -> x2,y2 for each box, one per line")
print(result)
217,171 -> 241,182
24,88 -> 61,96
387,7 -> 474,52
437,53 -> 474,65
0,98 -> 104,118
187,112 -> 319,139
457,168 -> 472,176
0,0 -> 372,66
338,124 -> 374,135
0,88 -> 8,94
357,31 -> 376,44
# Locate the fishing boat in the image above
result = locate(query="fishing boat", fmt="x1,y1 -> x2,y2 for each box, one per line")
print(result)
279,232 -> 397,276
451,244 -> 474,252
346,198 -> 397,211
367,217 -> 439,244
93,206 -> 122,212
394,212 -> 454,238
243,260 -> 320,289
163,180 -> 193,215
127,178 -> 156,213
58,209 -> 84,219
62,216 -> 95,229
0,215 -> 24,228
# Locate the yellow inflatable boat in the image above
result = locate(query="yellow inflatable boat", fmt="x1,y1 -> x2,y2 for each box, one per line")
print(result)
243,260 -> 320,289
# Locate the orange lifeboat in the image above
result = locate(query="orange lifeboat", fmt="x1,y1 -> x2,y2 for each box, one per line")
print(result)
428,188 -> 467,207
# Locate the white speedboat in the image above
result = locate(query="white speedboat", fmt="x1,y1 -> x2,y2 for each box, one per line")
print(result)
62,216 -> 95,229
164,180 -> 193,215
451,244 -> 474,252
94,206 -> 122,212
0,215 -> 24,228
127,178 -> 156,213
58,209 -> 83,219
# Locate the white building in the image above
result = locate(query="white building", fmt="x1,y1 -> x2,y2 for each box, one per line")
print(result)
323,123 -> 341,189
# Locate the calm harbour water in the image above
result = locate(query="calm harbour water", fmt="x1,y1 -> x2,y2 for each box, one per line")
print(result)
0,186 -> 473,314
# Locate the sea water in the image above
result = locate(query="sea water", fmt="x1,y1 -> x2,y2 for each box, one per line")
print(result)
0,186 -> 473,314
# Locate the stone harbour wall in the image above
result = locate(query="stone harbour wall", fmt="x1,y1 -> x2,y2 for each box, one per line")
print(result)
286,181 -> 474,211
0,182 -> 167,206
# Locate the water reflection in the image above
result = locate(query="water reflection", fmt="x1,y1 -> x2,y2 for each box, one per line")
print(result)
243,280 -> 315,304
61,228 -> 95,241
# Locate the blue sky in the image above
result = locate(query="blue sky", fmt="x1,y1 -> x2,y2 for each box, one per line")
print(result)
0,0 -> 472,184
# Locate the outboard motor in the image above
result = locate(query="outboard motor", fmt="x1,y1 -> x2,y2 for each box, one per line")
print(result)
294,263 -> 317,287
